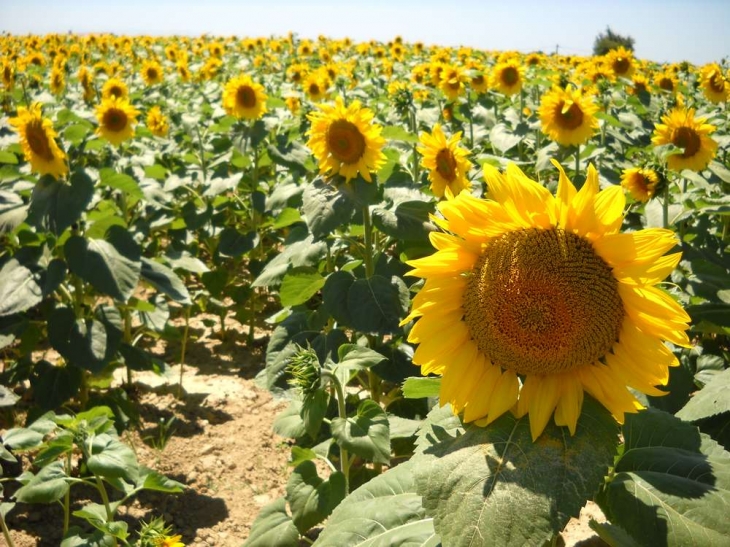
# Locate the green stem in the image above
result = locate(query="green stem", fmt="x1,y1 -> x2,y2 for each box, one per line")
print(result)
662,183 -> 670,229
123,307 -> 133,385
177,306 -> 191,399
466,92 -> 474,148
321,370 -> 350,494
410,109 -> 420,184
63,452 -> 72,535
362,205 -> 374,279
195,126 -> 208,183
574,144 -> 581,180
0,510 -> 15,547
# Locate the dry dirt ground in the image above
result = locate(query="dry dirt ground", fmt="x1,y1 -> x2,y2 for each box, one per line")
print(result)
3,312 -> 608,547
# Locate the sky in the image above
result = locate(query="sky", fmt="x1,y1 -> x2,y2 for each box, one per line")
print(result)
2,0 -> 729,65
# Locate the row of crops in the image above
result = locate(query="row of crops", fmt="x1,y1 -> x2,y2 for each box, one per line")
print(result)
0,32 -> 729,547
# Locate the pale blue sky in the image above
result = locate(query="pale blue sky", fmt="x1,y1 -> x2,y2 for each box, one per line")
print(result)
2,0 -> 728,65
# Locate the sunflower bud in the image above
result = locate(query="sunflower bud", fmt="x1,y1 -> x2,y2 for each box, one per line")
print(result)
286,346 -> 321,395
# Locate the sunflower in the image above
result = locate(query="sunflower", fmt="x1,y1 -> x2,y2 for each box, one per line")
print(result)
154,535 -> 184,547
146,106 -> 169,137
490,59 -> 524,96
605,47 -> 635,79
417,124 -> 472,198
141,59 -> 163,86
620,167 -> 661,202
654,72 -> 678,94
101,77 -> 128,100
177,62 -> 191,82
652,107 -> 717,172
9,102 -> 68,179
286,62 -> 309,84
403,161 -> 690,441
539,86 -> 599,147
95,97 -> 140,146
1,58 -> 15,90
306,96 -> 386,183
49,67 -> 65,96
303,72 -> 328,102
628,74 -> 650,96
439,65 -> 466,101
699,64 -> 729,104
222,75 -> 268,120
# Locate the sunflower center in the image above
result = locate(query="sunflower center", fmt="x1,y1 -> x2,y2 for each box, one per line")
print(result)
26,120 -> 55,161
463,228 -> 624,376
327,120 -> 366,164
672,126 -> 701,158
147,68 -> 158,80
613,58 -> 629,75
659,78 -> 674,91
709,74 -> 725,93
109,85 -> 123,98
501,67 -> 519,86
472,75 -> 484,86
236,86 -> 257,108
435,148 -> 457,181
309,83 -> 320,95
555,101 -> 584,130
103,108 -> 128,132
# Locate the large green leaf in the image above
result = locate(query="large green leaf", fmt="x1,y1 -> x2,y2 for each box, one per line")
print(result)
27,169 -> 94,235
279,267 -> 326,307
402,377 -> 441,399
332,399 -> 391,464
253,235 -> 327,287
372,201 -> 435,242
302,178 -> 356,240
286,461 -> 346,533
322,270 -> 356,325
217,227 -> 259,258
676,367 -> 730,422
598,409 -> 730,547
29,360 -> 83,410
346,275 -> 409,335
0,189 -> 27,233
242,497 -> 300,547
313,460 -> 438,547
13,461 -> 70,503
0,259 -> 43,317
414,396 -> 618,547
139,257 -> 191,304
65,225 -> 141,301
88,434 -> 139,484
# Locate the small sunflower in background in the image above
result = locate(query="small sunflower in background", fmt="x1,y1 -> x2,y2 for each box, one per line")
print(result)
621,167 -> 662,202
303,72 -> 328,102
49,66 -> 66,96
628,73 -> 650,96
1,58 -> 15,90
306,96 -> 385,183
652,107 -> 717,172
9,102 -> 68,178
403,161 -> 690,441
605,46 -> 635,79
539,86 -> 599,147
141,59 -> 164,86
699,63 -> 729,104
439,64 -> 467,101
417,123 -> 472,198
490,58 -> 524,96
101,77 -> 129,100
285,95 -> 301,116
222,74 -> 268,120
654,71 -> 678,94
95,96 -> 140,146
146,106 -> 169,137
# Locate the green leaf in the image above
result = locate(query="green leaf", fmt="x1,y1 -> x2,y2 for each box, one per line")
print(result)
332,399 -> 391,464
381,125 -> 418,143
589,520 -> 642,547
0,151 -> 18,164
100,171 -> 143,200
2,427 -> 45,450
253,235 -> 327,287
88,434 -> 139,484
13,461 -> 69,503
0,385 -> 19,408
217,228 -> 259,258
676,367 -> 730,422
64,225 -> 141,302
61,528 -> 117,547
30,360 -> 83,410
242,497 -> 299,547
27,169 -> 94,235
140,257 -> 191,304
138,466 -> 185,493
286,461 -> 346,534
489,123 -> 522,153
267,138 -> 314,173
402,377 -> 441,399
347,275 -> 409,335
598,409 -> 730,547
0,259 -> 43,317
372,201 -> 435,242
322,270 -> 355,325
273,401 -> 307,439
272,207 -> 302,229
144,164 -> 167,181
301,389 -> 329,439
313,459 -> 437,547
337,344 -> 387,369
414,396 -> 618,547
302,178 -> 357,240
279,267 -> 326,307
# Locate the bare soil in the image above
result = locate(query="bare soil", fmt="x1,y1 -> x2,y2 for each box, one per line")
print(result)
3,312 -> 607,547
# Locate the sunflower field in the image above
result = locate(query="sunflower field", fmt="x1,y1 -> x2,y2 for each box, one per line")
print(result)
1,32 -> 730,547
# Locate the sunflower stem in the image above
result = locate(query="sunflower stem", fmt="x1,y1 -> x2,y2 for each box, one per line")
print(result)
574,144 -> 581,182
466,92 -> 474,148
177,305 -> 191,400
0,509 -> 15,547
321,370 -> 350,494
361,204 -> 382,410
410,108 -> 420,184
662,183 -> 670,229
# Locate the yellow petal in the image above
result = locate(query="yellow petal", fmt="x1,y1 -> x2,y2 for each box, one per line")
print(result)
486,369 -> 519,425
553,375 -> 584,435
440,341 -> 482,411
613,253 -> 682,286
524,375 -> 562,441
552,159 -> 577,229
593,185 -> 625,235
463,360 -> 502,422
593,229 -> 678,268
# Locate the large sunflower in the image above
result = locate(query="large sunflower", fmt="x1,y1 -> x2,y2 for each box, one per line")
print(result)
306,97 -> 386,183
539,86 -> 599,147
490,59 -> 524,96
403,161 -> 690,440
417,123 -> 471,198
222,75 -> 268,120
9,102 -> 68,179
652,107 -> 717,172
95,97 -> 140,146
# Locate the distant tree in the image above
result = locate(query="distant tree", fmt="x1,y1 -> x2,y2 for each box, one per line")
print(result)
593,27 -> 635,56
